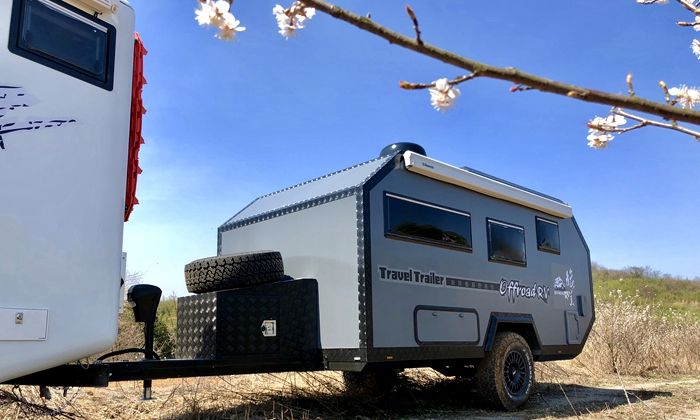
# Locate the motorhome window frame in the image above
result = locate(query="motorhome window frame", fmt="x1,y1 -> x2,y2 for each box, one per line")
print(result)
535,216 -> 561,255
383,192 -> 473,253
486,218 -> 527,267
8,0 -> 117,91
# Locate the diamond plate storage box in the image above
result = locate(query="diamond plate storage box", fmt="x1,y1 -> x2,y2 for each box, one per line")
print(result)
177,279 -> 320,361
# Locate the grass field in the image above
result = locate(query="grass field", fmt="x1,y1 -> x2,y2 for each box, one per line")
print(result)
592,265 -> 700,320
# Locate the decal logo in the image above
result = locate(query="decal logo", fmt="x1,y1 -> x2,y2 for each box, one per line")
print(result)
378,266 -> 445,286
499,278 -> 550,304
553,268 -> 575,306
377,265 -> 501,292
0,86 -> 76,150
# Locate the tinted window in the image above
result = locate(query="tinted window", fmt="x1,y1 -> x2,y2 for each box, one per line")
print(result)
10,0 -> 115,90
536,217 -> 560,254
487,219 -> 526,266
385,193 -> 472,251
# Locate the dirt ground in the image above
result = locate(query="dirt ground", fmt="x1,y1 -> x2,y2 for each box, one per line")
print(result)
1,365 -> 699,419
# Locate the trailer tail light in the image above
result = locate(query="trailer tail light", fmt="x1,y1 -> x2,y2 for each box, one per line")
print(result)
125,33 -> 146,222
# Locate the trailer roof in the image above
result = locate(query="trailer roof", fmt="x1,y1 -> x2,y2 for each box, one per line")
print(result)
403,152 -> 573,218
220,150 -> 573,230
220,154 -> 394,228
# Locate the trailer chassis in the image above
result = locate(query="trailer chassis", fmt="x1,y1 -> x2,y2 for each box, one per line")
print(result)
5,356 -> 322,388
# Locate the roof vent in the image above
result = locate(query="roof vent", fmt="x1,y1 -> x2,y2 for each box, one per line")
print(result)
379,142 -> 426,157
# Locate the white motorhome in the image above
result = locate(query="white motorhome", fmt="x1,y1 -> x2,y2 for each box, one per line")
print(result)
0,0 -> 143,383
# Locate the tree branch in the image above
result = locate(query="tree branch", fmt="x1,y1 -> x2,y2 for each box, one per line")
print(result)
638,0 -> 700,15
675,0 -> 700,16
300,0 -> 700,126
404,5 -> 423,45
399,73 -> 479,90
613,108 -> 700,139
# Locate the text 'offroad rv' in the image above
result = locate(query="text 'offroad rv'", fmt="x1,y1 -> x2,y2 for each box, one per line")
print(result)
177,142 -> 594,409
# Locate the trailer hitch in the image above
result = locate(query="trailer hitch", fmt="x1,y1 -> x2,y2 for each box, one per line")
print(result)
127,284 -> 162,400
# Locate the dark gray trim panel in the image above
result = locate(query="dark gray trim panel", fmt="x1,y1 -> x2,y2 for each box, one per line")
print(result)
483,312 -> 542,352
571,216 -> 596,348
359,155 -> 398,349
366,345 -> 484,364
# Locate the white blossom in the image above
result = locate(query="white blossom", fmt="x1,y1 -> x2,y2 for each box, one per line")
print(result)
429,78 -> 461,111
588,114 -> 627,131
273,2 -> 316,39
217,14 -> 246,41
586,131 -> 614,149
214,0 -> 230,14
692,39 -> 700,59
694,16 -> 700,32
668,85 -> 700,109
195,0 -> 245,40
195,1 -> 216,26
586,113 -> 626,149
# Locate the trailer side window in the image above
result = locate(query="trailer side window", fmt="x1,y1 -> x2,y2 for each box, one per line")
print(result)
384,193 -> 472,251
9,0 -> 116,90
487,219 -> 526,266
536,217 -> 560,254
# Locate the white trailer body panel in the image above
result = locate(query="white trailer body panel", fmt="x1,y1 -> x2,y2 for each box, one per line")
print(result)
0,0 -> 134,382
220,196 -> 362,349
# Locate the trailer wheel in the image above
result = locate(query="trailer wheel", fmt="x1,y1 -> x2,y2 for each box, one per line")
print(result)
184,251 -> 285,294
343,368 -> 398,396
476,332 -> 534,411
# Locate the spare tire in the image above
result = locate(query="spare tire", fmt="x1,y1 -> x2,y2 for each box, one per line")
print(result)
185,251 -> 285,294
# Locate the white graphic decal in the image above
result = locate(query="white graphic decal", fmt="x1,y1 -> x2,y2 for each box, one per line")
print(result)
553,268 -> 575,306
499,278 -> 550,304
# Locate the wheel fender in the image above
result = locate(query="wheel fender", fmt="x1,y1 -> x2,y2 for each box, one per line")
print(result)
483,313 -> 542,353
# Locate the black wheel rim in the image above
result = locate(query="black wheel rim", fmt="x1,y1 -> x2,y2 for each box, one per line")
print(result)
503,350 -> 529,397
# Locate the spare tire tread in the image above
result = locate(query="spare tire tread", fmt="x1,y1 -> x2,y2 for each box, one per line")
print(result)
185,251 -> 284,293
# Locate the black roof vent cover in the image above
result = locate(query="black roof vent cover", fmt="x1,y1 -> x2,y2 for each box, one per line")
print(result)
379,142 -> 426,157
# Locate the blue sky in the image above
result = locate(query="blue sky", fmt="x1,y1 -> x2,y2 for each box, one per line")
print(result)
125,0 -> 700,295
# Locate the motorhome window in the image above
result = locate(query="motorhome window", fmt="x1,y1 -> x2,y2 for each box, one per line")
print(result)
384,193 -> 472,251
487,219 -> 526,266
9,0 -> 116,90
536,217 -> 560,254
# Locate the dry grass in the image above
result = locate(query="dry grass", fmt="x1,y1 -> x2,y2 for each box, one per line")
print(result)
2,369 -> 699,419
576,291 -> 700,376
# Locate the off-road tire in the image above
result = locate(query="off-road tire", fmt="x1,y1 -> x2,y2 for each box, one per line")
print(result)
343,368 -> 399,396
476,332 -> 535,411
184,251 -> 285,294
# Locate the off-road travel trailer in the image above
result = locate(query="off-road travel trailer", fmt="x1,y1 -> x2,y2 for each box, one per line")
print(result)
0,0 -> 144,383
0,0 -> 593,411
175,142 -> 594,409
